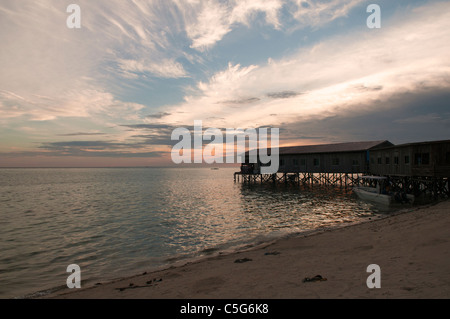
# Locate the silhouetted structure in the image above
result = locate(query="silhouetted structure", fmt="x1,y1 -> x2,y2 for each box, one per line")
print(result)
235,139 -> 450,198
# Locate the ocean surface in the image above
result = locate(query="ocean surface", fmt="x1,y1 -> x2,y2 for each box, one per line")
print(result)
0,167 -> 390,298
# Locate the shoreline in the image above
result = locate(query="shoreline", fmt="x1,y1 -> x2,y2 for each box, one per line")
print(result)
39,199 -> 450,299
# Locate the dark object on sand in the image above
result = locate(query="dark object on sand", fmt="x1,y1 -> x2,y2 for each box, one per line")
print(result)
303,275 -> 327,283
234,258 -> 252,263
264,251 -> 280,256
116,278 -> 163,292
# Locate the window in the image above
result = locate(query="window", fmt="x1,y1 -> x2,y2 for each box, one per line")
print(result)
352,159 -> 359,165
370,158 -> 375,164
385,157 -> 390,164
332,158 -> 340,166
394,157 -> 399,165
446,152 -> 450,165
414,153 -> 430,165
313,158 -> 320,166
414,153 -> 421,165
422,153 -> 430,165
293,159 -> 299,166
300,159 -> 306,166
377,157 -> 382,164
405,155 -> 410,164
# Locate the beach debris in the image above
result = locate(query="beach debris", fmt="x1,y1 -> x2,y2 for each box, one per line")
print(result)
146,278 -> 162,284
116,278 -> 163,292
302,275 -> 327,283
264,251 -> 280,256
234,258 -> 252,263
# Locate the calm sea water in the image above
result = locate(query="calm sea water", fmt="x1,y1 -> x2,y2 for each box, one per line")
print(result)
0,167 -> 386,298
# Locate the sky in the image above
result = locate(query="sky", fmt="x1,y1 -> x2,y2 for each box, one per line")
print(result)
0,0 -> 449,167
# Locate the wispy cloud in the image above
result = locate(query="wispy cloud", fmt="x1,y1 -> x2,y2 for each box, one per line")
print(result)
180,0 -> 362,51
146,112 -> 172,119
180,0 -> 285,52
290,0 -> 363,29
156,1 -> 450,132
117,58 -> 188,79
0,88 -> 145,121
1,0 -> 449,165
267,91 -> 302,99
57,132 -> 108,137
33,140 -> 168,158
220,97 -> 261,105
394,113 -> 448,124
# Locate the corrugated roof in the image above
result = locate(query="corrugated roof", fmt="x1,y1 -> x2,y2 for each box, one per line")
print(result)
369,139 -> 450,150
278,140 -> 392,155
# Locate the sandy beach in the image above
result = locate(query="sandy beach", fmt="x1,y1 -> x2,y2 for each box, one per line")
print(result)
43,200 -> 450,299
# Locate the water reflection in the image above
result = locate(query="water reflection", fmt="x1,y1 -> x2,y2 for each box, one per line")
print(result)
236,182 -> 379,234
0,167 -> 386,299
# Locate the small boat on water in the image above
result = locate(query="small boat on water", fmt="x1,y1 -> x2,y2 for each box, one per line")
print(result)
353,176 -> 414,206
211,167 -> 219,170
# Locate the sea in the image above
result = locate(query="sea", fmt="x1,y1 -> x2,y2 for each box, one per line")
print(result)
0,167 -> 391,299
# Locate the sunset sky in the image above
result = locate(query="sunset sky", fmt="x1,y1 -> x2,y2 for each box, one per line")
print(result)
1,0 -> 449,167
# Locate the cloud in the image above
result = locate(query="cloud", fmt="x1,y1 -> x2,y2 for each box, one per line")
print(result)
40,141 -> 134,150
220,97 -> 260,105
0,0 -> 370,125
394,113 -> 447,124
1,0 -> 449,164
0,88 -> 145,121
181,0 -> 285,51
156,1 -> 450,132
4,149 -> 166,158
146,112 -> 172,119
352,84 -> 384,92
278,88 -> 450,145
180,0 -> 362,51
231,0 -> 283,28
32,140 -> 167,158
57,132 -> 107,137
184,1 -> 232,51
120,123 -> 180,147
290,0 -> 363,29
117,58 -> 187,79
121,124 -> 178,130
267,91 -> 302,99
0,1 -> 156,125
130,134 -> 176,146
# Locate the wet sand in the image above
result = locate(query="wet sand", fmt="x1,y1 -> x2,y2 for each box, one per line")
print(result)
43,200 -> 450,299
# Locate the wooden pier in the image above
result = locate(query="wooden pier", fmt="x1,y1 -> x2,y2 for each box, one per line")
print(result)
234,172 -> 363,187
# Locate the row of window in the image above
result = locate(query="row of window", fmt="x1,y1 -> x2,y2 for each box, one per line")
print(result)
276,152 -> 450,167
280,158 -> 359,167
371,153 -> 430,165
279,152 -> 437,167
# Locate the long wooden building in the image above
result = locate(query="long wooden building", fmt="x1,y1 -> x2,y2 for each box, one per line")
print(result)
240,140 -> 392,175
277,140 -> 393,174
236,139 -> 450,198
